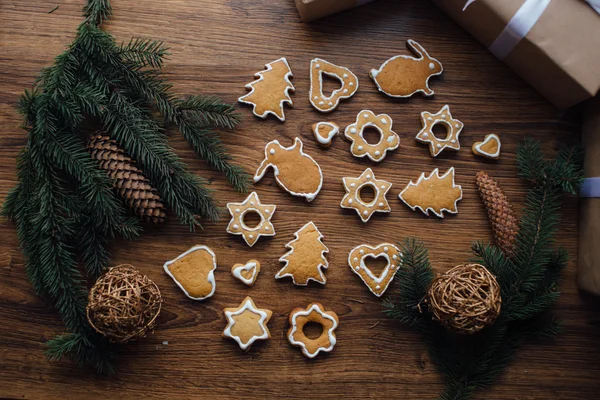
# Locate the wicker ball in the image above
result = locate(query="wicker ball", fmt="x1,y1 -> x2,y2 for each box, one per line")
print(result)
428,263 -> 501,334
87,264 -> 162,343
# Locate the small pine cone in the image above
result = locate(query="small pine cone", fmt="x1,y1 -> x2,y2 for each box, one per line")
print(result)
476,171 -> 519,258
88,134 -> 167,223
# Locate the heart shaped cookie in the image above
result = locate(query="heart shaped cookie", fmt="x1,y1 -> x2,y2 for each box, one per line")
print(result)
312,122 -> 339,147
348,243 -> 401,297
472,133 -> 501,159
231,260 -> 261,286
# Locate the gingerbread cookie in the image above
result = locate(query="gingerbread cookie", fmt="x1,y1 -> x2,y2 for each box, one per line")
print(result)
287,303 -> 339,358
344,110 -> 400,162
276,222 -> 328,286
223,297 -> 272,351
164,245 -> 217,301
370,39 -> 443,98
238,57 -> 294,122
472,134 -> 501,159
348,243 -> 401,297
341,168 -> 392,223
312,122 -> 339,147
226,191 -> 276,247
231,260 -> 261,287
254,138 -> 323,202
398,167 -> 463,218
416,105 -> 463,157
309,58 -> 358,113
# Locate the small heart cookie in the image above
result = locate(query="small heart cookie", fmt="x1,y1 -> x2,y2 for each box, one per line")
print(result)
231,260 -> 261,286
312,122 -> 339,147
472,134 -> 501,159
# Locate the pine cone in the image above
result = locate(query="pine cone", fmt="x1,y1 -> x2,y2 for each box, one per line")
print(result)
88,134 -> 167,223
476,171 -> 519,258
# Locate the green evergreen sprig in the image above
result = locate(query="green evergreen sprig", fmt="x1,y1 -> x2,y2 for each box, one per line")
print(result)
384,139 -> 583,400
2,0 -> 249,373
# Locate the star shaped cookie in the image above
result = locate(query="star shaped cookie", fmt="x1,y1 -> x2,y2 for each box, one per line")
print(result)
416,104 -> 463,157
226,191 -> 276,247
341,168 -> 392,223
223,297 -> 272,351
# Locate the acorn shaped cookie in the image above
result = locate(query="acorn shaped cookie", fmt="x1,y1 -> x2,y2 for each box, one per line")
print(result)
370,39 -> 443,98
254,138 -> 323,202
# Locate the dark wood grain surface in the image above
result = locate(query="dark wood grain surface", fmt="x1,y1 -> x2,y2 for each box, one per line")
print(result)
1,0 -> 599,399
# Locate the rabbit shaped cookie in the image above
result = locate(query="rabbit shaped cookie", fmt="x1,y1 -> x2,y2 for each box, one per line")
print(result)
370,39 -> 443,98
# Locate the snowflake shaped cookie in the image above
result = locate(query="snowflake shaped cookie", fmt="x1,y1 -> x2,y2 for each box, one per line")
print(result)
341,168 -> 392,223
416,104 -> 464,157
226,191 -> 276,247
344,110 -> 400,162
223,297 -> 272,351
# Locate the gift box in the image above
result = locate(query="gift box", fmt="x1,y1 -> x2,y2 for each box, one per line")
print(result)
578,95 -> 600,296
294,0 -> 374,22
432,0 -> 600,109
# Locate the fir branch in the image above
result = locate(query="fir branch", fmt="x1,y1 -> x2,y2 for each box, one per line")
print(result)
83,0 -> 112,26
177,118 -> 250,192
176,95 -> 242,130
46,332 -> 117,374
119,37 -> 169,69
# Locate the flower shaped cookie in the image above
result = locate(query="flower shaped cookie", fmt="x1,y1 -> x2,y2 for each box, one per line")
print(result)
344,110 -> 400,162
287,303 -> 339,358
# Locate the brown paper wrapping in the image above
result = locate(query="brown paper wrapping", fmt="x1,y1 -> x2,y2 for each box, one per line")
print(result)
294,0 -> 374,22
432,0 -> 600,109
578,96 -> 600,295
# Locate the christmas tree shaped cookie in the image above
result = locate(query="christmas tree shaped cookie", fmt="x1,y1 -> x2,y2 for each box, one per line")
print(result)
398,167 -> 463,218
238,57 -> 294,122
276,222 -> 329,286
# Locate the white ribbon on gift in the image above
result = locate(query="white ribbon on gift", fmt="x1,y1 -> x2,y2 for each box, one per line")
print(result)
581,178 -> 600,198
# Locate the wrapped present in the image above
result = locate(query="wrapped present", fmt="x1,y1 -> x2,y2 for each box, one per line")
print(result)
432,0 -> 600,109
294,0 -> 374,22
578,96 -> 600,295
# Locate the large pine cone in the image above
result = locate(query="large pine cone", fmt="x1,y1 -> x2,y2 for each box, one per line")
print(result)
88,134 -> 167,223
475,171 -> 519,258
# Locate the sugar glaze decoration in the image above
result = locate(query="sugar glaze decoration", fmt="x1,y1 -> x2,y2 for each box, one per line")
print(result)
309,58 -> 359,112
398,167 -> 463,218
226,191 -> 276,247
287,303 -> 339,358
348,243 -> 402,297
231,260 -> 261,286
238,57 -> 294,122
223,296 -> 272,351
344,110 -> 400,162
254,137 -> 323,202
164,245 -> 217,301
370,39 -> 443,98
416,104 -> 464,157
472,133 -> 501,159
312,121 -> 340,147
341,168 -> 392,223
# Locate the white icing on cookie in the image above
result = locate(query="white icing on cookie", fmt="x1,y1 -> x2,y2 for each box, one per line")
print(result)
164,245 -> 217,301
223,297 -> 271,350
288,304 -> 338,358
309,58 -> 359,113
348,243 -> 402,297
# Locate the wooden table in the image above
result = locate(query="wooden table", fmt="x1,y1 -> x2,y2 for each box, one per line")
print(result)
1,0 -> 599,399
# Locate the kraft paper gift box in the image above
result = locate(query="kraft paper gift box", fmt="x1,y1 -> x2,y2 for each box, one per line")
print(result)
294,0 -> 374,22
578,96 -> 600,296
432,0 -> 600,110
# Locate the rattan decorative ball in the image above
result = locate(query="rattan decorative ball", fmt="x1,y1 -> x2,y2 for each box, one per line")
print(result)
87,264 -> 162,343
427,263 -> 501,334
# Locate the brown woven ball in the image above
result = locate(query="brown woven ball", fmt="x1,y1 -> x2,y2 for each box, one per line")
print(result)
87,264 -> 162,343
428,263 -> 501,334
